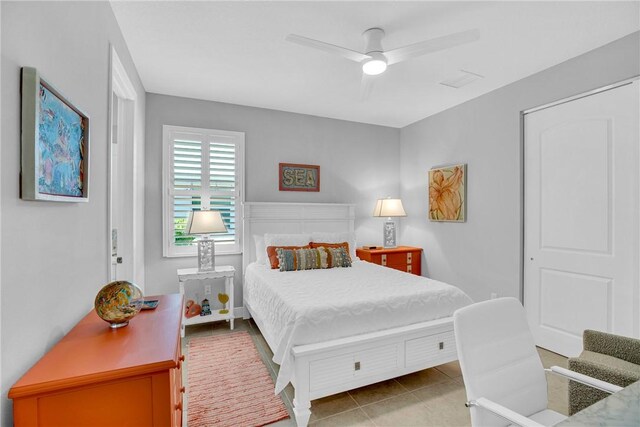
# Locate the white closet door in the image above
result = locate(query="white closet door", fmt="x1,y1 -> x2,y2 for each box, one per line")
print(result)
524,81 -> 639,357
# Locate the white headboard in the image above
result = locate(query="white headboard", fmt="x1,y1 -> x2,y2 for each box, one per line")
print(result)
242,202 -> 356,273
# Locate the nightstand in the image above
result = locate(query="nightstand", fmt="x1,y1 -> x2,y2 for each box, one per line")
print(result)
356,246 -> 422,276
177,266 -> 235,337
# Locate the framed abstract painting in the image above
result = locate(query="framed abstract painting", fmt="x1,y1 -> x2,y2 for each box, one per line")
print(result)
428,163 -> 466,222
21,67 -> 90,202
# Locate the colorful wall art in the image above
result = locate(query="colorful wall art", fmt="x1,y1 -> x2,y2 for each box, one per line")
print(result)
21,67 -> 89,202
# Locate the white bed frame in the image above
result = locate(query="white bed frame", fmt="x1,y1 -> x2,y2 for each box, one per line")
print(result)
242,202 -> 458,427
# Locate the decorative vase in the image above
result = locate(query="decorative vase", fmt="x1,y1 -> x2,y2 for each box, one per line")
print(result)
94,281 -> 144,328
218,293 -> 229,314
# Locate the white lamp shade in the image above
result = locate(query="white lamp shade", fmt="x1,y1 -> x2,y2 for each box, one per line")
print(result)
185,210 -> 228,235
373,198 -> 407,217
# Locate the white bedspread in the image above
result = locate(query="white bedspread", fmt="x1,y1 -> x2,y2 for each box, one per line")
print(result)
244,260 -> 473,393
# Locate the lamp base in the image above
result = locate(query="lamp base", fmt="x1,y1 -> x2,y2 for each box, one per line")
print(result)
197,237 -> 215,271
383,219 -> 397,248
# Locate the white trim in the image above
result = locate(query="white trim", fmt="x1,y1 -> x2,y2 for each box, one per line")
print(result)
0,3 -> 3,414
242,202 -> 459,427
162,124 -> 245,258
108,46 -> 139,284
522,75 -> 639,115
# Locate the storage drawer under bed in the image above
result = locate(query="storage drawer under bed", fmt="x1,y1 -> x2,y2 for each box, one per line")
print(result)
309,343 -> 399,393
306,329 -> 456,394
405,330 -> 456,368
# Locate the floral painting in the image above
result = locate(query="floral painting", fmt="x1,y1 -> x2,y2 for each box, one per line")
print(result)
38,84 -> 86,197
428,164 -> 466,222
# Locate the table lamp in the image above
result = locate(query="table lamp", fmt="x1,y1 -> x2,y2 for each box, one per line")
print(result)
373,198 -> 406,248
186,209 -> 228,271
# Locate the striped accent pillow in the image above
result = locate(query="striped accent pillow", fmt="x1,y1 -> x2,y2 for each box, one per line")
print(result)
276,247 -> 328,272
322,246 -> 352,268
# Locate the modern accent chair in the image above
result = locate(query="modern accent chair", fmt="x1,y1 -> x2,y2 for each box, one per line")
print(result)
453,298 -> 623,427
568,329 -> 640,415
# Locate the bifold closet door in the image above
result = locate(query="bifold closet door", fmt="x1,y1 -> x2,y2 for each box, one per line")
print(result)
524,80 -> 639,357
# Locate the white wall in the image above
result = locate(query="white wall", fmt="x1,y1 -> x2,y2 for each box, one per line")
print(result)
399,32 -> 640,303
0,2 -> 145,423
145,93 -> 400,301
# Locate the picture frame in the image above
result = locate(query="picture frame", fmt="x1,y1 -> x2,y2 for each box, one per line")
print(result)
428,163 -> 466,222
21,67 -> 90,202
279,163 -> 320,192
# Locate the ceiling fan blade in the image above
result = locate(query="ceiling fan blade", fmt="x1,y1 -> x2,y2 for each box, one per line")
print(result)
359,73 -> 376,101
286,34 -> 371,63
384,29 -> 480,65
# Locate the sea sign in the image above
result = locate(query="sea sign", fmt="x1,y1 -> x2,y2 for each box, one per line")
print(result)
279,163 -> 320,192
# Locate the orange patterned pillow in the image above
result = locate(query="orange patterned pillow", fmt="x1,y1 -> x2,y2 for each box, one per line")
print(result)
309,242 -> 351,262
266,245 -> 310,269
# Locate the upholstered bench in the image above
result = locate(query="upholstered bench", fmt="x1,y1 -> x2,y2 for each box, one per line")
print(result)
568,330 -> 640,415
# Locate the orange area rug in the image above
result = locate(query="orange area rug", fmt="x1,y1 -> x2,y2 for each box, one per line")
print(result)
187,331 -> 289,427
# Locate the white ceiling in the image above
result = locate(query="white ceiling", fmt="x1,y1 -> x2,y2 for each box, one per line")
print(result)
111,1 -> 640,128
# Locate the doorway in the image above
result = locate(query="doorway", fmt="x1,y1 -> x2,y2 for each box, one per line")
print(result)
523,79 -> 639,356
109,47 -> 137,283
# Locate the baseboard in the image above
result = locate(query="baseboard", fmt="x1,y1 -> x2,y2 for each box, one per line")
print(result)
233,307 -> 245,319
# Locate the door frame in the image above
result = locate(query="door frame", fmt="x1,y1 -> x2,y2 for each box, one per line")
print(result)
519,75 -> 640,333
108,46 -> 138,283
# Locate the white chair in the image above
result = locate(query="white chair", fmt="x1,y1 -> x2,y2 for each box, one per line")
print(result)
453,297 -> 622,427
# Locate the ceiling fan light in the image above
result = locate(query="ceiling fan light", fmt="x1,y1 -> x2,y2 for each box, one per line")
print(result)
362,58 -> 387,76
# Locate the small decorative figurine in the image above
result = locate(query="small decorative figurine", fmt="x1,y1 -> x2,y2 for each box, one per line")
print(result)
185,299 -> 202,318
200,298 -> 212,316
218,293 -> 229,314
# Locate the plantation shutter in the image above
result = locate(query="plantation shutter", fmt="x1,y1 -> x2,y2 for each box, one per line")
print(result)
172,135 -> 203,247
164,126 -> 243,256
208,140 -> 236,243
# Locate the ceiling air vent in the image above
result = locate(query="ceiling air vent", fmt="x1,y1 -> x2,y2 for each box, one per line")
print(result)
440,70 -> 483,88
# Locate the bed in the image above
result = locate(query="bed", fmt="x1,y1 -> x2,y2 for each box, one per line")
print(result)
242,202 -> 472,426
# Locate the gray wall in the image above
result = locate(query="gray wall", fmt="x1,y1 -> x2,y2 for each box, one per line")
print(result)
0,1 -> 145,423
145,93 -> 400,300
399,32 -> 640,303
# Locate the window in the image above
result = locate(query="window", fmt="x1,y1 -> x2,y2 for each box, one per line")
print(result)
163,125 -> 245,257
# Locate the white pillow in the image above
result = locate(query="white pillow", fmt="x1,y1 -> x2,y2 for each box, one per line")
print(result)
263,233 -> 311,248
311,232 -> 357,259
254,235 -> 266,265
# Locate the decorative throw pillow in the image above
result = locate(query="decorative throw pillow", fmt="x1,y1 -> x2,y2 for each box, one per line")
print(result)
311,232 -> 357,260
322,246 -> 352,268
266,245 -> 310,269
276,247 -> 328,272
309,242 -> 351,262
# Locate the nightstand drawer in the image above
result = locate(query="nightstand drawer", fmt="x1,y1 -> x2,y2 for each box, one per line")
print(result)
386,261 -> 420,275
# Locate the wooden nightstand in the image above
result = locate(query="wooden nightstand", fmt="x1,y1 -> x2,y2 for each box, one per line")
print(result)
356,246 -> 422,276
177,266 -> 235,337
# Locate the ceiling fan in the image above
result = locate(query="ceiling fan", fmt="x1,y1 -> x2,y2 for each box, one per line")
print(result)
286,27 -> 480,99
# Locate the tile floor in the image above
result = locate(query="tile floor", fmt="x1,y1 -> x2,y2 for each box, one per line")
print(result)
182,319 -> 569,427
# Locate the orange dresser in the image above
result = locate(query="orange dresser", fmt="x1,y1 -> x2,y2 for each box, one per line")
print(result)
356,246 -> 423,276
9,294 -> 184,427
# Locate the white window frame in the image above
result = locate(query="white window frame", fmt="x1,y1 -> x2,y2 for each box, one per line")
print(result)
162,125 -> 245,258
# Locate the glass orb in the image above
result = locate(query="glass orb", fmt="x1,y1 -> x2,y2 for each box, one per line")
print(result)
94,281 -> 144,328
